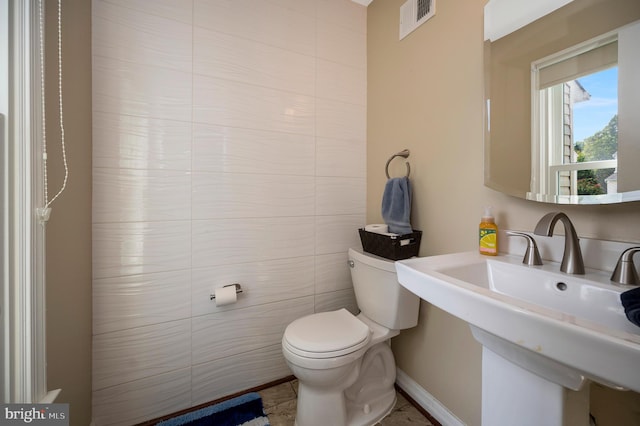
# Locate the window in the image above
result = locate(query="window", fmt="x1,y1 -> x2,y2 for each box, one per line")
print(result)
532,32 -> 619,198
2,0 -> 49,404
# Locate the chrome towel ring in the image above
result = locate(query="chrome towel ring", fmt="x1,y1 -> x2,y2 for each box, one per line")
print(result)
385,149 -> 410,179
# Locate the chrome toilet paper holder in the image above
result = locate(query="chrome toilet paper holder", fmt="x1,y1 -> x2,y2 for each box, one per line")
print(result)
210,283 -> 243,300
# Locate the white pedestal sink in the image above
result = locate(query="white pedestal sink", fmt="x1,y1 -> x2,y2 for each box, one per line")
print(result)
395,251 -> 640,426
480,345 -> 589,426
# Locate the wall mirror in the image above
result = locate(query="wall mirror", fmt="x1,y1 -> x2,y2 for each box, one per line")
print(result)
484,0 -> 640,204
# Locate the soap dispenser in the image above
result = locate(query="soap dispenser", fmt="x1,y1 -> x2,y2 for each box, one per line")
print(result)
479,206 -> 498,256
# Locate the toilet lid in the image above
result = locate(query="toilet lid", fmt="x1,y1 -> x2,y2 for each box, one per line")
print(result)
284,309 -> 371,358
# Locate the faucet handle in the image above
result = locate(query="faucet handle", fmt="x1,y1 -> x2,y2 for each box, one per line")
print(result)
506,231 -> 543,266
611,247 -> 640,286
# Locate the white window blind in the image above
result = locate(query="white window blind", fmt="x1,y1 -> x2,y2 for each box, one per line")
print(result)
538,40 -> 618,90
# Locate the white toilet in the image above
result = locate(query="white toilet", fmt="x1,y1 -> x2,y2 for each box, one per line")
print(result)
281,248 -> 420,426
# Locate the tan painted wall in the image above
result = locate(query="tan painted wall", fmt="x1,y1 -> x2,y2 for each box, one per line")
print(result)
37,0 -> 640,425
45,1 -> 92,425
367,0 -> 640,425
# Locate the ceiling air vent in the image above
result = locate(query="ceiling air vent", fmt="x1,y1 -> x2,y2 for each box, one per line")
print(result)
399,0 -> 436,40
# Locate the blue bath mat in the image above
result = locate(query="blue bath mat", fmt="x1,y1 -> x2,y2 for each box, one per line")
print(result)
156,392 -> 269,426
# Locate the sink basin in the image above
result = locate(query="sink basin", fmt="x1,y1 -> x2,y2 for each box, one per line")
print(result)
396,252 -> 640,393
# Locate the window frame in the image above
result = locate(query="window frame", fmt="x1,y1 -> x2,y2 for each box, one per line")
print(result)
2,0 -> 49,404
531,31 -> 619,198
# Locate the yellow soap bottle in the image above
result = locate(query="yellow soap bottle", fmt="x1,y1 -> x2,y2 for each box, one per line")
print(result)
479,206 -> 498,256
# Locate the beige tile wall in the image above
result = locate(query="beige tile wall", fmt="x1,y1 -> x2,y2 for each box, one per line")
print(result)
91,0 -> 367,424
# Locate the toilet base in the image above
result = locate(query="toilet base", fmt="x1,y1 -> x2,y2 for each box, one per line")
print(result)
293,342 -> 398,426
346,389 -> 396,426
345,342 -> 397,426
295,386 -> 396,426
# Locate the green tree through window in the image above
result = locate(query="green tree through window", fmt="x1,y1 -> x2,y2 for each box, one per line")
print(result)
575,114 -> 617,194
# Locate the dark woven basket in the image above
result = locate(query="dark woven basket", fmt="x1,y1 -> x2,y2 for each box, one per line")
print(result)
358,228 -> 422,261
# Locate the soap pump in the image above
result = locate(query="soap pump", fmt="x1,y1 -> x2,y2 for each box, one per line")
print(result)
479,206 -> 498,256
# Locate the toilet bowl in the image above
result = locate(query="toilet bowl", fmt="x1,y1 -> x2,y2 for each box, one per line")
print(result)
282,248 -> 420,426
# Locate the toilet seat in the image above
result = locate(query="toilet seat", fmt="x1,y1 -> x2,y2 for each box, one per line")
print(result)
283,309 -> 371,359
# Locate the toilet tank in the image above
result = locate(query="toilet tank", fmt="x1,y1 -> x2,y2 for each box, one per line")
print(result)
348,248 -> 420,330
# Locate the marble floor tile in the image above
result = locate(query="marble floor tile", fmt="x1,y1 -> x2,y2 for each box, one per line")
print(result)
379,400 -> 435,426
259,381 -> 297,414
261,379 -> 435,426
264,399 -> 297,426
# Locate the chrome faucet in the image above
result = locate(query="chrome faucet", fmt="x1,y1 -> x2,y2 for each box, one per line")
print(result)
506,231 -> 543,266
611,247 -> 640,286
533,212 -> 585,275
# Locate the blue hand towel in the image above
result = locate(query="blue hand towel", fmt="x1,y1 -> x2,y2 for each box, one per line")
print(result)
381,177 -> 412,235
620,287 -> 640,328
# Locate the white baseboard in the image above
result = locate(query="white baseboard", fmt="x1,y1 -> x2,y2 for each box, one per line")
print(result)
395,368 -> 466,426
